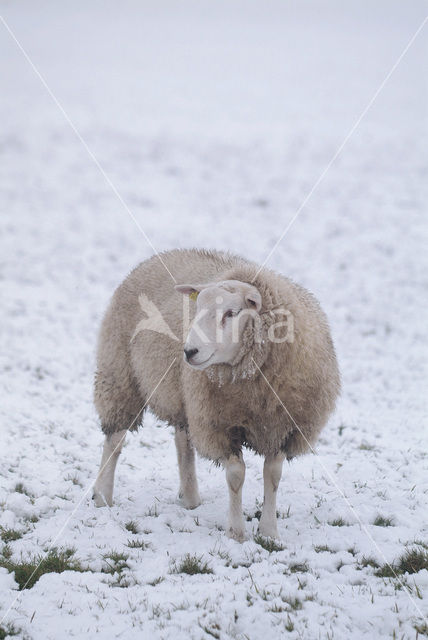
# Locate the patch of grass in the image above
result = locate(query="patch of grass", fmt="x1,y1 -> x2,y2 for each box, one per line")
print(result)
68,475 -> 83,487
363,548 -> 428,578
268,603 -> 288,613
231,557 -> 256,569
281,595 -> 302,611
127,538 -> 149,550
148,576 -> 164,586
278,505 -> 292,519
413,540 -> 428,551
0,547 -> 85,590
414,621 -> 428,637
0,527 -> 23,543
396,548 -> 428,575
289,562 -> 309,574
314,544 -> 333,553
101,551 -> 131,587
329,517 -> 347,527
374,564 -> 398,578
0,623 -> 22,639
347,547 -> 358,556
296,577 -> 307,590
14,483 -> 31,497
102,551 -> 130,574
149,603 -> 171,621
1,545 -> 13,560
360,556 -> 380,570
358,442 -> 375,451
124,521 -> 139,535
254,534 -> 284,553
210,548 -> 232,566
373,515 -> 394,527
144,505 -> 159,518
24,514 -> 39,524
172,553 -> 213,575
284,616 -> 294,632
412,582 -> 423,600
198,621 -> 220,639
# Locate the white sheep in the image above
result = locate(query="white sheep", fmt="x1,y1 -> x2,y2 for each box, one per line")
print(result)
93,249 -> 340,540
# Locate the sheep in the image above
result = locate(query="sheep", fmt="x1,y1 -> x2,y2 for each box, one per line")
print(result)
93,248 -> 340,540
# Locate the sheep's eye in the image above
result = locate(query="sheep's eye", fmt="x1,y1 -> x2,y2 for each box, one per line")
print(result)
221,309 -> 235,325
221,309 -> 242,325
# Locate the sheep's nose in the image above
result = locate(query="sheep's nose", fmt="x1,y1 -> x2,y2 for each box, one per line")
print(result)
184,347 -> 199,361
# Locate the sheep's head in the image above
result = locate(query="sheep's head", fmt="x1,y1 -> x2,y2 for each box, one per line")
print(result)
175,280 -> 263,371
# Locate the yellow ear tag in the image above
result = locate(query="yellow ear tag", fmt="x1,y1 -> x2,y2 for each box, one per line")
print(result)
189,291 -> 198,302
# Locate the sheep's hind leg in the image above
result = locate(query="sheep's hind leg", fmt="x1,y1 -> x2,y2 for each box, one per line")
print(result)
224,453 -> 246,542
258,452 -> 286,539
175,427 -> 201,509
93,430 -> 127,507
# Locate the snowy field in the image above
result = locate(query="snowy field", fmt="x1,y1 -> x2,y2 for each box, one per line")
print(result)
1,1 -> 427,638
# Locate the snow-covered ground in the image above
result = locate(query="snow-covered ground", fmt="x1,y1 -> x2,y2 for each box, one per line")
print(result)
1,1 -> 427,638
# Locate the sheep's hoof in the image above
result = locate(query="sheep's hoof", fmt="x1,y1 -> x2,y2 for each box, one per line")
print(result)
92,490 -> 112,508
178,491 -> 201,510
226,526 -> 246,543
257,521 -> 280,540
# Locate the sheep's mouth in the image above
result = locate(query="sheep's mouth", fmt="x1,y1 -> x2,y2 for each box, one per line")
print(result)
186,353 -> 215,369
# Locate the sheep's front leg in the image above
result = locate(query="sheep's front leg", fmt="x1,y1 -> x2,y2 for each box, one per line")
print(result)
175,427 -> 201,509
258,452 -> 286,539
224,453 -> 246,542
93,430 -> 127,507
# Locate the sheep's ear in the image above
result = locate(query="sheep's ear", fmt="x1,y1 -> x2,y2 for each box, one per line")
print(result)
175,284 -> 198,296
245,287 -> 262,312
174,283 -> 212,298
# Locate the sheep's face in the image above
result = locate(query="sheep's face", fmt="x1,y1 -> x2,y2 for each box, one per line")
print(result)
175,280 -> 262,369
